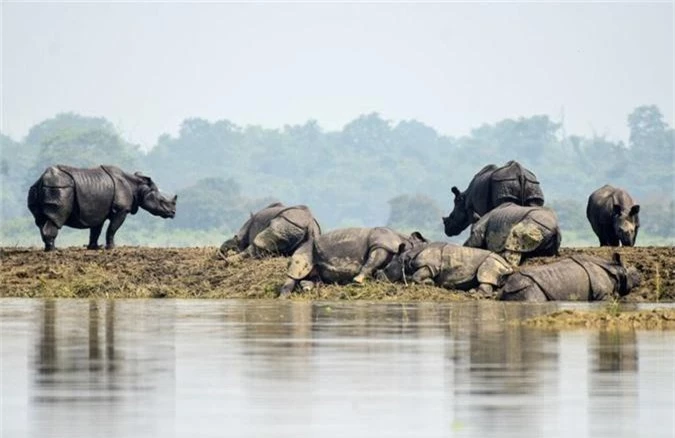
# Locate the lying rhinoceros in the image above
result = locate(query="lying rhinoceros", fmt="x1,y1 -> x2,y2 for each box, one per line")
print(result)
443,160 -> 544,236
219,202 -> 321,262
279,227 -> 427,297
27,165 -> 176,251
382,242 -> 514,295
464,203 -> 561,265
499,254 -> 641,302
586,185 -> 640,247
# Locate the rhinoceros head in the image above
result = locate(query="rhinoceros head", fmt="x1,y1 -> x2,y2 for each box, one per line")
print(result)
612,204 -> 640,247
135,173 -> 177,219
442,186 -> 471,237
380,232 -> 429,282
612,253 -> 641,296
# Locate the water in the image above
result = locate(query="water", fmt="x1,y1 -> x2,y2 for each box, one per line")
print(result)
1,299 -> 674,438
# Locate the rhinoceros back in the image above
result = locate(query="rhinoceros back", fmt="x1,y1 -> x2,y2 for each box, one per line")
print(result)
313,228 -> 393,282
490,161 -> 544,208
246,205 -> 287,240
437,244 -> 492,288
502,259 -> 590,301
484,204 -> 559,253
57,166 -> 115,228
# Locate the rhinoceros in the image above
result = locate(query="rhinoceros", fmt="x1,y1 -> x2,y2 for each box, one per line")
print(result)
27,165 -> 176,251
279,227 -> 428,297
443,160 -> 545,236
464,203 -> 561,266
219,202 -> 321,262
382,242 -> 514,295
499,254 -> 641,302
586,185 -> 640,247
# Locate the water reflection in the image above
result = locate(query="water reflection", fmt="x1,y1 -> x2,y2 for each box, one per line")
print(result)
0,299 -> 673,438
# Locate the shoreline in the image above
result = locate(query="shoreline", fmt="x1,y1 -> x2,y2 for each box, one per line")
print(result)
1,245 -> 673,302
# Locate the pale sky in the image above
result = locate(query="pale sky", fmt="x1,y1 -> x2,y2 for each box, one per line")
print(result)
1,2 -> 673,149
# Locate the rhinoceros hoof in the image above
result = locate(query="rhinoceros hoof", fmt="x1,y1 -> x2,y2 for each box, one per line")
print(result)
87,245 -> 103,250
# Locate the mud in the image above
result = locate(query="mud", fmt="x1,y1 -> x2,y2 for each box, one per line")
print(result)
522,308 -> 675,330
1,246 -> 674,301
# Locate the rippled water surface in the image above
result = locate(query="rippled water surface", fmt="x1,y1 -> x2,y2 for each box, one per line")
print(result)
1,299 -> 674,438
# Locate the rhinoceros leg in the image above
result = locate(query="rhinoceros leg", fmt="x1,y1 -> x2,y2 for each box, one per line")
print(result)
353,248 -> 392,284
279,278 -> 297,298
40,220 -> 59,252
105,211 -> 128,250
88,224 -> 104,250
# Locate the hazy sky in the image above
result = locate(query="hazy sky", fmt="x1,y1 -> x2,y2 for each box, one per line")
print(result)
2,2 -> 673,149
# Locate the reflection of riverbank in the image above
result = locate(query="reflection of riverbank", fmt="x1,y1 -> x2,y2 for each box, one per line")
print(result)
1,246 -> 674,301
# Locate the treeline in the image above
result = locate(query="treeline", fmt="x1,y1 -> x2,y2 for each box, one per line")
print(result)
1,106 -> 673,246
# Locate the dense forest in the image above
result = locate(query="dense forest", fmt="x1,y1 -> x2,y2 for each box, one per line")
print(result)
1,106 -> 673,247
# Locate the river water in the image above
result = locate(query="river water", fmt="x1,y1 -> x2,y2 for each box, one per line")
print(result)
1,299 -> 674,438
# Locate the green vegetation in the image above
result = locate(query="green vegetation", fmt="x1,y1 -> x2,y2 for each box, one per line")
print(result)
1,107 -> 673,247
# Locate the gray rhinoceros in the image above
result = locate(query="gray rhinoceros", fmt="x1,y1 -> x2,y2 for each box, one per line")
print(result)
382,242 -> 514,294
27,165 -> 176,251
499,254 -> 641,302
279,227 -> 428,297
443,160 -> 545,236
219,202 -> 321,261
586,185 -> 640,247
464,203 -> 561,266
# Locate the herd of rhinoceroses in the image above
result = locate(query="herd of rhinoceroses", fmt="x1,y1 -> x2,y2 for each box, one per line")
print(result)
27,161 -> 643,302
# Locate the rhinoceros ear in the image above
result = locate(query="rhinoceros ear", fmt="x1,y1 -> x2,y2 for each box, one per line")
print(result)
134,172 -> 153,185
612,252 -> 623,266
172,194 -> 178,202
471,212 -> 481,223
397,243 -> 407,255
612,204 -> 623,215
630,205 -> 640,216
451,186 -> 461,197
410,231 -> 428,243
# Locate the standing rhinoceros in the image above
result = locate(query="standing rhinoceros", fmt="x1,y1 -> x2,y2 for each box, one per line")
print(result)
443,160 -> 545,236
27,165 -> 176,251
499,254 -> 641,302
464,203 -> 561,266
219,202 -> 321,262
279,227 -> 428,297
381,242 -> 514,294
586,185 -> 640,247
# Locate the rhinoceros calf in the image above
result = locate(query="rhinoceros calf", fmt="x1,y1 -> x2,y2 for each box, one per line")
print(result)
27,165 -> 176,251
219,202 -> 321,262
499,254 -> 641,302
586,185 -> 640,247
464,203 -> 561,266
443,160 -> 544,236
383,242 -> 514,294
279,227 -> 427,297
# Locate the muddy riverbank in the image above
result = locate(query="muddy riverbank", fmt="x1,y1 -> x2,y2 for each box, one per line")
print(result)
1,246 -> 674,301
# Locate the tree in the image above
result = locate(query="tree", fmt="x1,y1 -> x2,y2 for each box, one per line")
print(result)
24,113 -> 116,148
387,194 -> 444,240
30,129 -> 139,176
173,177 -> 276,231
627,105 -> 674,197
